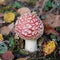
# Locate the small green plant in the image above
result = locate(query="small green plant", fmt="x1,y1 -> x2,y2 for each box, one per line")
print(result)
9,37 -> 16,51
50,34 -> 56,39
9,37 -> 15,48
13,1 -> 23,9
44,0 -> 52,11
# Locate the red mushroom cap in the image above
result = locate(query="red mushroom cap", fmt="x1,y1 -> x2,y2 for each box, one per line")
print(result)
15,13 -> 44,40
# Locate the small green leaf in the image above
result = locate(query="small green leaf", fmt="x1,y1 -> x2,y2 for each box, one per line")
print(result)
19,49 -> 28,55
44,0 -> 52,11
50,34 -> 56,39
19,50 -> 25,55
13,2 -> 23,8
9,37 -> 15,48
47,0 -> 52,7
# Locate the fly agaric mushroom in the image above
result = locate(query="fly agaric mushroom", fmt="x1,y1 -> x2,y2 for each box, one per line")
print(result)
15,13 -> 44,52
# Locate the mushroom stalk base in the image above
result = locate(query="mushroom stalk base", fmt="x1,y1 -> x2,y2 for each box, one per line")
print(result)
25,40 -> 37,52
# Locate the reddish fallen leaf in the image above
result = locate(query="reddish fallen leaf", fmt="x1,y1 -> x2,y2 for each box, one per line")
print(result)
44,14 -> 60,28
0,13 -> 4,17
43,21 -> 59,36
0,26 -> 10,35
2,51 -> 14,60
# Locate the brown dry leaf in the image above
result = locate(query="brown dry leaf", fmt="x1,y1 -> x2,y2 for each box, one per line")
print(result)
17,57 -> 29,60
43,20 -> 59,36
0,26 -> 10,35
8,22 -> 14,32
44,14 -> 60,28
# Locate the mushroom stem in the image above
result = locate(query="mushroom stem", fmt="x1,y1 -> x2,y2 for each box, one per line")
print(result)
25,40 -> 37,52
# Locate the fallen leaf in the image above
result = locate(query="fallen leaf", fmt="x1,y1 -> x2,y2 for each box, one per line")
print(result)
8,22 -> 14,32
43,41 -> 56,56
43,20 -> 59,36
0,13 -> 4,17
0,26 -> 10,35
2,51 -> 14,60
44,14 -> 60,28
